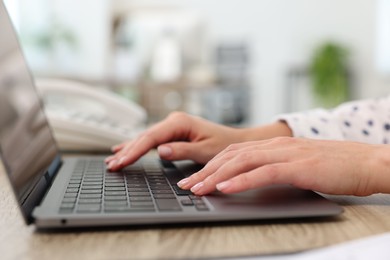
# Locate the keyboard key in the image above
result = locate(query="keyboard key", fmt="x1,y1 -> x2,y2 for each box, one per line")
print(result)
82,185 -> 102,190
79,194 -> 102,199
105,187 -> 126,191
105,191 -> 126,196
78,199 -> 102,204
149,185 -> 171,190
129,197 -> 152,202
172,185 -> 193,196
151,190 -> 174,194
189,195 -> 202,200
153,194 -> 176,199
64,192 -> 78,198
82,182 -> 103,186
67,184 -> 80,188
69,180 -> 82,184
104,201 -> 128,206
104,196 -> 127,201
66,188 -> 79,193
180,199 -> 194,206
126,180 -> 146,184
80,189 -> 102,194
129,192 -> 150,197
105,183 -> 125,187
62,197 -> 77,203
84,177 -> 103,181
155,199 -> 182,211
106,179 -> 125,183
127,184 -> 148,188
127,188 -> 149,192
192,199 -> 206,205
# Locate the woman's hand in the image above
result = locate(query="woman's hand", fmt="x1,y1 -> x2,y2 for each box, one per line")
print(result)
105,112 -> 291,171
178,137 -> 390,196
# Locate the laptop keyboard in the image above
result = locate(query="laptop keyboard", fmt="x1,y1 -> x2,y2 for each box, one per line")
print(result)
59,158 -> 209,214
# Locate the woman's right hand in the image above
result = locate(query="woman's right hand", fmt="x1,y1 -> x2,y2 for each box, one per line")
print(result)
105,112 -> 292,172
105,112 -> 243,171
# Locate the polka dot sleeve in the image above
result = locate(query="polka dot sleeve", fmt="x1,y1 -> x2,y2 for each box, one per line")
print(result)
275,96 -> 390,144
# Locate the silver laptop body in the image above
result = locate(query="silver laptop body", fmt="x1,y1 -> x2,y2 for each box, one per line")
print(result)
0,1 -> 342,229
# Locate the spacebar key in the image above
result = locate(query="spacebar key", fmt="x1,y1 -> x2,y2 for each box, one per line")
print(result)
155,199 -> 182,211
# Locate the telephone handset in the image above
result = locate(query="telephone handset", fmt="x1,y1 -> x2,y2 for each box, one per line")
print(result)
35,78 -> 147,152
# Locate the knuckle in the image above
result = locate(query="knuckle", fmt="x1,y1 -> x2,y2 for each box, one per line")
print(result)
275,136 -> 293,143
168,111 -> 189,121
225,143 -> 240,152
235,152 -> 253,163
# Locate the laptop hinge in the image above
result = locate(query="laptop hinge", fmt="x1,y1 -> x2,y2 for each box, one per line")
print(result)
22,154 -> 62,224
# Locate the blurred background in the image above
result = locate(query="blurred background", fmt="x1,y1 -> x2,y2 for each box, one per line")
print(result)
4,0 -> 390,126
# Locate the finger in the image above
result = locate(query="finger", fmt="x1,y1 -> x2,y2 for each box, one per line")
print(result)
216,163 -> 295,194
108,114 -> 193,171
106,141 -> 133,163
157,141 -> 216,164
177,147 -> 240,190
178,143 -> 262,191
210,137 -> 298,163
105,138 -> 138,166
190,148 -> 291,195
178,143 -> 262,190
111,142 -> 128,153
104,155 -> 116,164
179,142 -> 290,192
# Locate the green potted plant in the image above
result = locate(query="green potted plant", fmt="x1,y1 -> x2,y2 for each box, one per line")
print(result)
309,42 -> 350,108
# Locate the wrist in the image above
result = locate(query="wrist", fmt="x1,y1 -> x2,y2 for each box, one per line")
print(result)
240,121 -> 293,142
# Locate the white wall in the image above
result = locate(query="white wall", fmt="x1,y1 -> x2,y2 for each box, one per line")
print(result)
17,0 -> 111,80
115,0 -> 389,124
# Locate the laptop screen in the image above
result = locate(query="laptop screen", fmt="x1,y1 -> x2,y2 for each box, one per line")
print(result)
0,2 -> 58,213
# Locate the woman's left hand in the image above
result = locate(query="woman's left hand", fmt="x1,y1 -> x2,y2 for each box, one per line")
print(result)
178,137 -> 389,196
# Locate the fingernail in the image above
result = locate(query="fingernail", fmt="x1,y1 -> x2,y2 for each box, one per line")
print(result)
177,178 -> 190,188
105,155 -> 115,163
108,160 -> 117,170
216,181 -> 232,191
118,157 -> 125,166
191,182 -> 204,194
158,145 -> 172,157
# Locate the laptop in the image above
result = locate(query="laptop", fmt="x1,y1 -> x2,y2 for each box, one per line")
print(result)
0,1 -> 342,229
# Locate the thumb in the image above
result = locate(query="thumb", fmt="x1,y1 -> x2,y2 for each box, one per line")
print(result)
157,142 -> 210,164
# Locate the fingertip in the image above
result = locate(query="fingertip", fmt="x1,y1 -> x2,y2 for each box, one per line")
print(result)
104,156 -> 114,164
107,160 -> 117,171
177,178 -> 190,189
111,145 -> 121,152
157,145 -> 173,159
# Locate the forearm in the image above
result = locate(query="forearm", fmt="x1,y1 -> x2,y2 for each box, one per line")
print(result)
370,145 -> 390,194
239,121 -> 293,142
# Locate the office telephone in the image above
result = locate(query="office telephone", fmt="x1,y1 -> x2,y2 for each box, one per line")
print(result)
35,78 -> 147,152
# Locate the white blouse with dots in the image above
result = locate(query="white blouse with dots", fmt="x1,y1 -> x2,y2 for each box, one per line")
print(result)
276,96 -> 390,144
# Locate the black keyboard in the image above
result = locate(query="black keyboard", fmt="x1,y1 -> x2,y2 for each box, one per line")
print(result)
59,158 -> 209,214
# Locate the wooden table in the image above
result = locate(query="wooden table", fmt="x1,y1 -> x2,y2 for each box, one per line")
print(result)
1,162 -> 390,260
